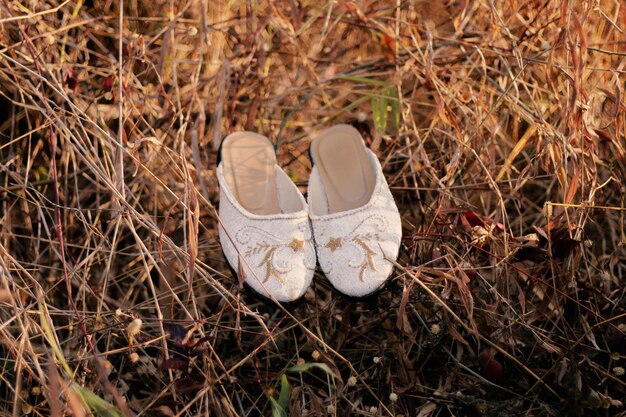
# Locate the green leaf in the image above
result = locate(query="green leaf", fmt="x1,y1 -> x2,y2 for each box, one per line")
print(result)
277,374 -> 292,410
38,300 -> 72,377
286,362 -> 336,378
269,374 -> 291,417
36,165 -> 49,181
270,398 -> 287,417
287,169 -> 298,182
335,75 -> 389,86
327,95 -> 370,121
372,92 -> 388,133
387,87 -> 400,129
73,385 -> 125,417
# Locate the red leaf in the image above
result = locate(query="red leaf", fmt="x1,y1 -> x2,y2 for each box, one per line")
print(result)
478,349 -> 503,383
463,269 -> 477,283
63,68 -> 78,91
102,76 -> 113,92
481,214 -> 505,231
160,358 -> 188,371
350,121 -> 372,146
512,246 -> 544,263
340,1 -> 358,12
436,214 -> 452,226
381,34 -> 395,61
550,227 -> 580,259
595,129 -> 613,142
175,375 -> 203,395
552,237 -> 579,259
464,211 -> 485,228
550,226 -> 568,241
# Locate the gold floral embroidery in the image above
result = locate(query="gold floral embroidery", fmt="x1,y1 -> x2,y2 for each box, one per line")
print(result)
256,244 -> 284,284
236,226 -> 312,284
353,235 -> 378,281
289,238 -> 304,252
325,237 -> 342,252
321,216 -> 386,281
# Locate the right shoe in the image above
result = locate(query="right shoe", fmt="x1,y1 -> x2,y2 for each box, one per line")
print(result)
307,124 -> 402,298
217,132 -> 316,303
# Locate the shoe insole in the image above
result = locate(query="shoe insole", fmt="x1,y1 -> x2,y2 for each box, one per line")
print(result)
221,132 -> 280,215
310,125 -> 376,213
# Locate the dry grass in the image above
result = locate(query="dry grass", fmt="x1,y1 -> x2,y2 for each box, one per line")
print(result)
1,0 -> 626,416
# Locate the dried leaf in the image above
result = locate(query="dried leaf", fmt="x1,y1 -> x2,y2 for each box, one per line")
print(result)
237,256 -> 247,287
444,313 -> 469,347
532,225 -> 549,242
581,318 -> 599,350
0,290 -> 11,303
186,180 -> 199,290
164,322 -> 187,344
496,124 -> 537,181
46,360 -> 64,417
397,280 -> 414,335
564,169 -> 580,205
416,401 -> 437,417
436,96 -> 451,126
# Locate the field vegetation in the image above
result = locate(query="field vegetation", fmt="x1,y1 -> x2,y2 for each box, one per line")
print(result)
1,1 -> 625,416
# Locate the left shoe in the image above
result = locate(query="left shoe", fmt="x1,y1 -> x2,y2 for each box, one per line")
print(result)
217,131 -> 316,303
307,124 -> 402,298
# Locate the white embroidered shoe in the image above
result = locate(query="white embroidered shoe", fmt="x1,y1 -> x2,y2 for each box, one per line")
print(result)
217,132 -> 316,303
308,125 -> 402,298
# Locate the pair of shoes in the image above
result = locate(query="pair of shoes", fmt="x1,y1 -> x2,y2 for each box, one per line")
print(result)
217,124 -> 402,303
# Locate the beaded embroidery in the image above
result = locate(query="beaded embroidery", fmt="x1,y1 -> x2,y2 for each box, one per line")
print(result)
321,215 -> 387,281
236,224 -> 314,284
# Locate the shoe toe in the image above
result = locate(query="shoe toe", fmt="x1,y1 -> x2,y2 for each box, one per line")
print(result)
244,256 -> 314,303
318,235 -> 399,298
219,219 -> 316,303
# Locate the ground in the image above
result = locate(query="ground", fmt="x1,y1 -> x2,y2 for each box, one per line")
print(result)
1,1 -> 626,416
